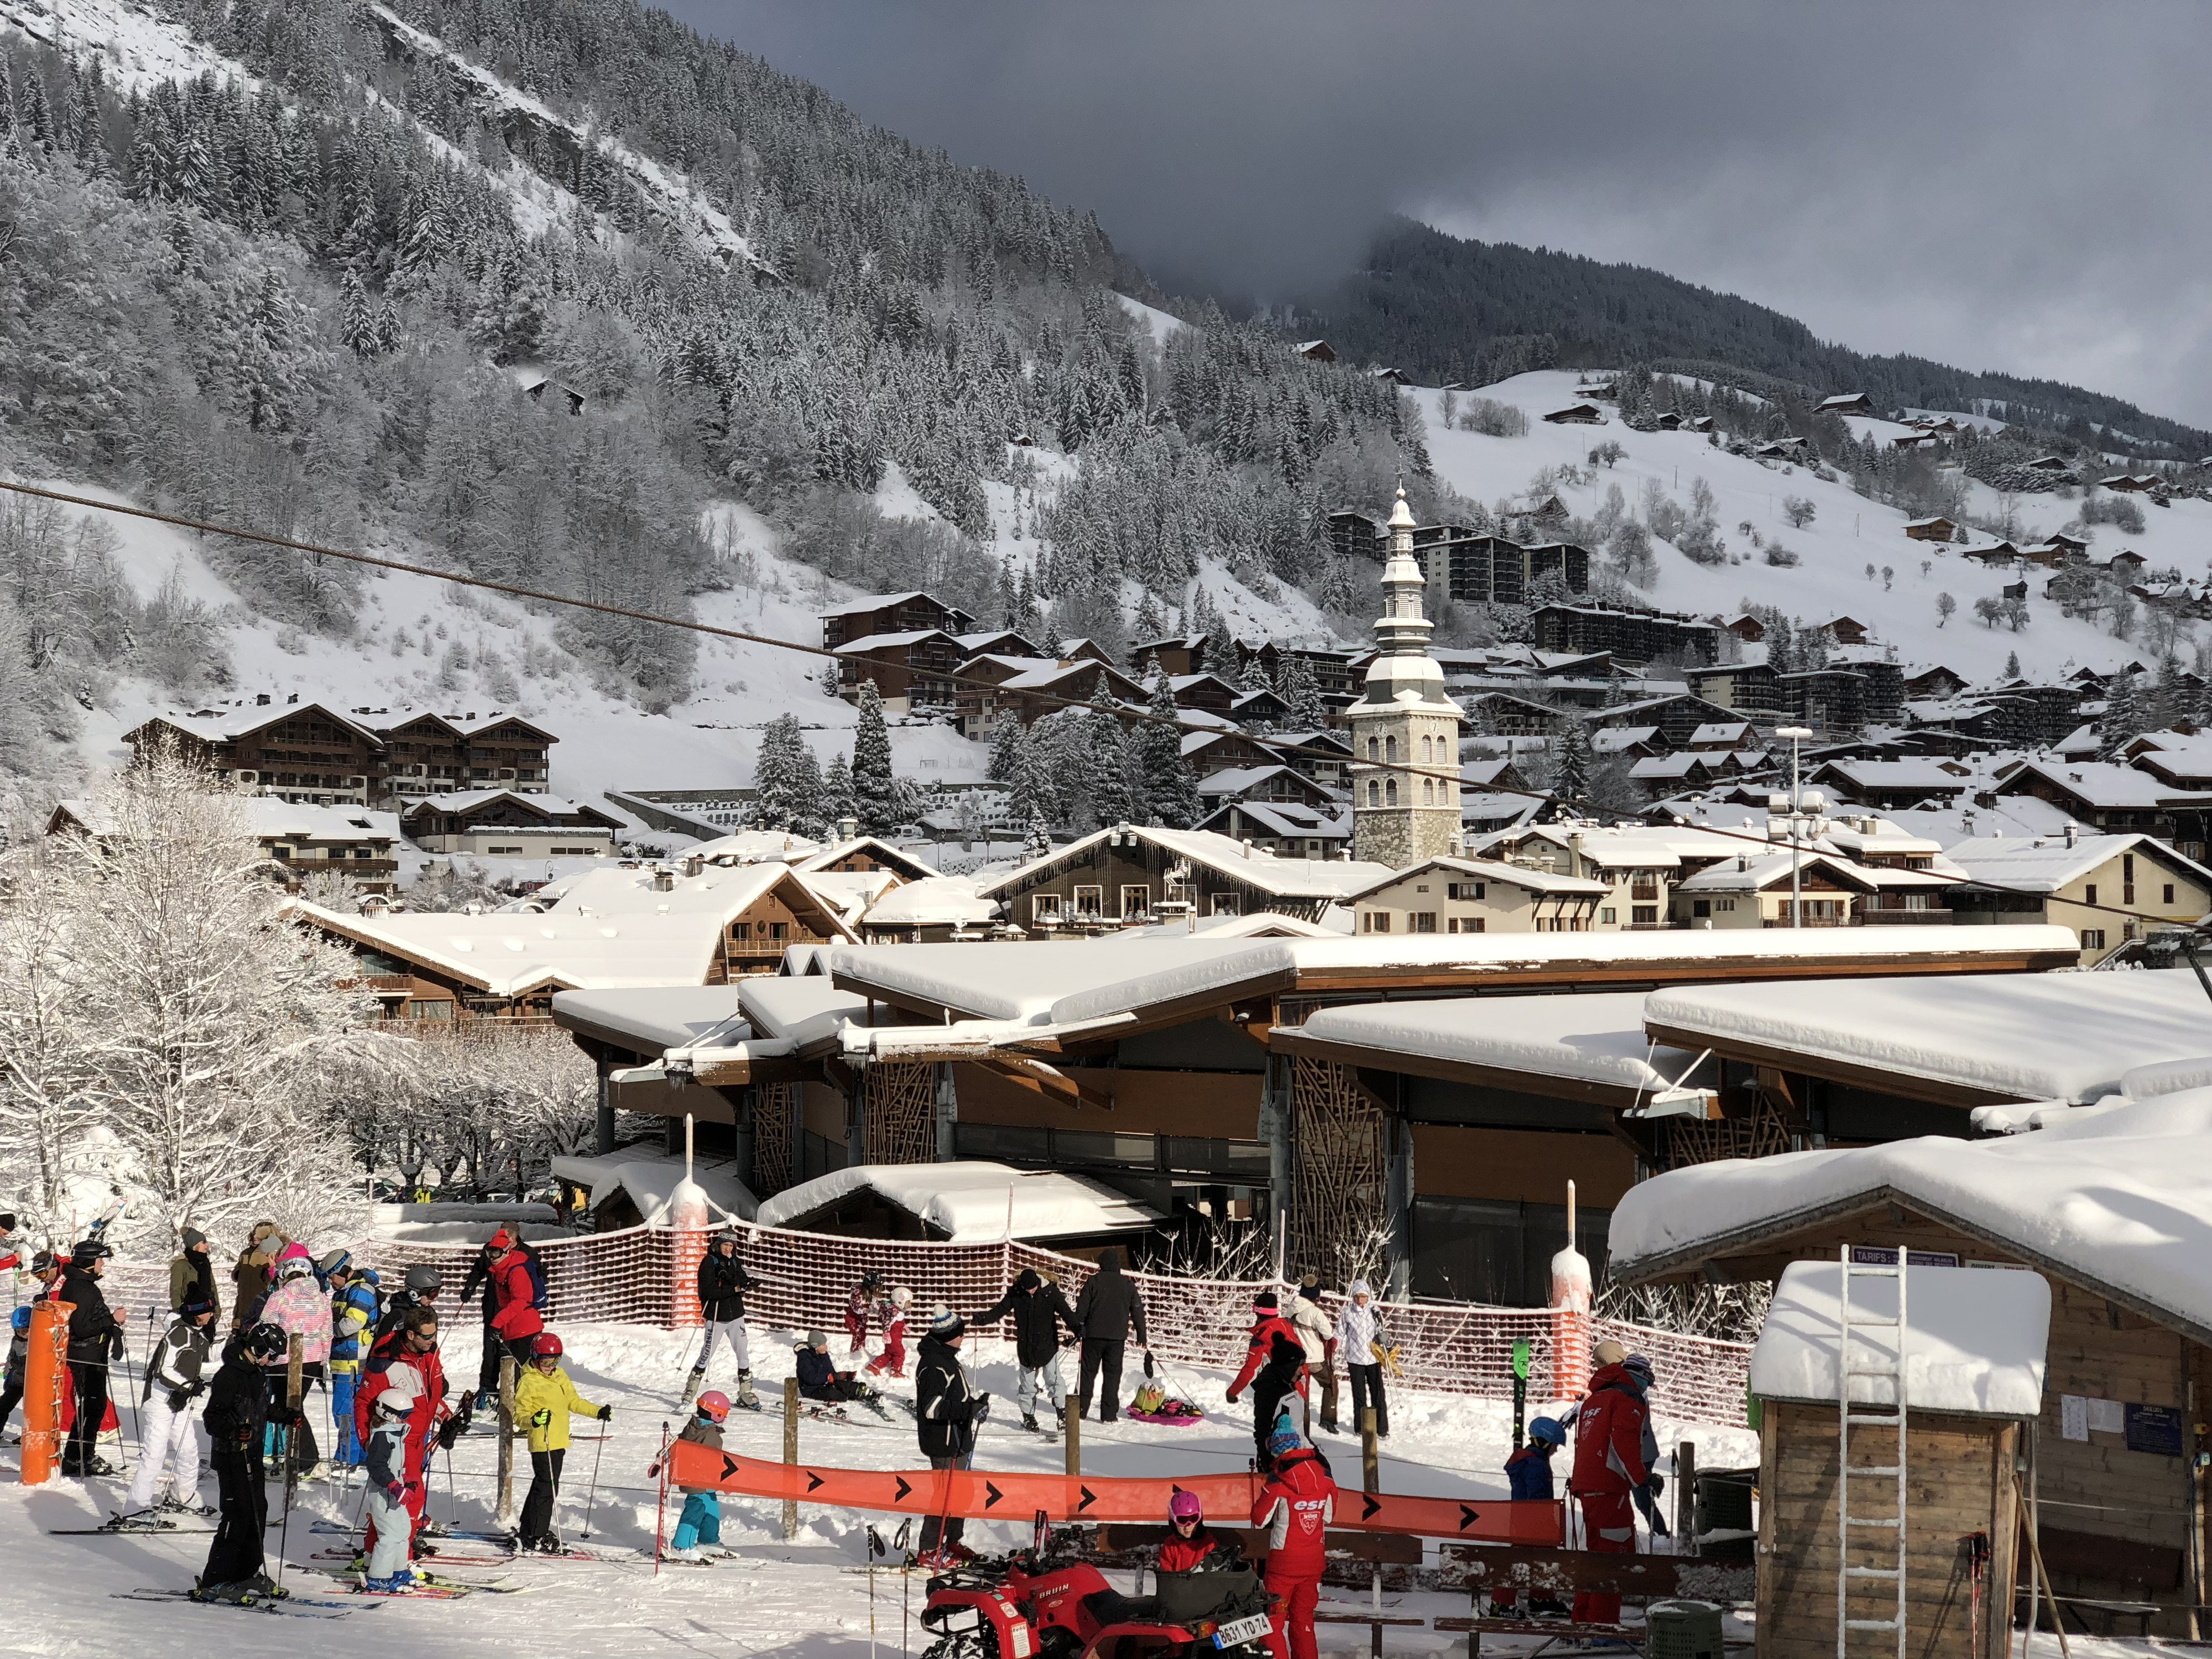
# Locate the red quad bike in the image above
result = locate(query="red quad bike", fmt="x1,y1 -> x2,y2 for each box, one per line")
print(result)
920,1527 -> 1276,1659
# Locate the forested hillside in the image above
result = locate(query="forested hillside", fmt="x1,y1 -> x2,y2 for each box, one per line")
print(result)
1294,218 -> 2212,458
0,0 -> 1433,784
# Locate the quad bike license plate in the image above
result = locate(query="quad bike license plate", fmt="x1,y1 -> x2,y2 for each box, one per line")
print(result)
1213,1614 -> 1274,1649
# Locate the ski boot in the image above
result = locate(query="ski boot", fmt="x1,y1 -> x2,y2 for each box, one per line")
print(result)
247,1572 -> 290,1601
160,1491 -> 216,1517
105,1509 -> 170,1532
734,1370 -> 762,1411
680,1365 -> 706,1406
1021,1414 -> 1040,1433
192,1579 -> 255,1605
664,1545 -> 705,1563
419,1515 -> 452,1538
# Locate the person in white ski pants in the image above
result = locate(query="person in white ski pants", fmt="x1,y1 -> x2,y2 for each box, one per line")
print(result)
123,1298 -> 217,1519
362,1381 -> 421,1588
1016,1353 -> 1066,1422
696,1318 -> 748,1378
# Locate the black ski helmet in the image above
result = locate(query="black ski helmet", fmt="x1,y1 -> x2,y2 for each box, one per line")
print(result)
241,1321 -> 289,1363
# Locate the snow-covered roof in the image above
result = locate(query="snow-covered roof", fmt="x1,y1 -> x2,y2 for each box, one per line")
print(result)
1591,726 -> 1661,754
833,628 -> 957,654
1630,753 -> 1714,780
738,977 -> 895,1050
972,824 -> 1390,902
404,789 -> 602,817
550,1151 -> 758,1225
1611,1088 -> 2212,1341
817,591 -> 937,618
1942,830 -> 2211,895
549,986 -> 747,1053
799,868 -> 901,921
1287,992 -> 1693,1097
796,838 -> 942,879
685,828 -> 822,862
829,926 -> 2074,1032
1812,759 -> 1971,791
2001,760 -> 2212,809
753,1161 -> 1161,1242
524,861 -> 860,940
859,876 -> 998,929
1750,1261 -> 2049,1418
1642,969 -> 2212,1104
1197,801 -> 1351,839
1674,852 -> 1875,893
1688,722 -> 1754,745
298,902 -> 729,994
1349,856 -> 1608,900
53,797 -> 401,844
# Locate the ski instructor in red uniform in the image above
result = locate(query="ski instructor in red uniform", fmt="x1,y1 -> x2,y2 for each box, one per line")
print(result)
1251,1426 -> 1336,1659
1568,1339 -> 1651,1627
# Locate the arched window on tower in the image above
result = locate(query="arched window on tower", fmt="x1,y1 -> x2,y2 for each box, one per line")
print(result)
1386,779 -> 1398,805
1423,777 -> 1434,805
1420,735 -> 1432,763
1367,780 -> 1380,806
1386,734 -> 1398,764
1366,736 -> 1379,761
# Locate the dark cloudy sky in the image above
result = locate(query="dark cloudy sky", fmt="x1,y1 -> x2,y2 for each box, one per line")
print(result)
667,2 -> 2212,426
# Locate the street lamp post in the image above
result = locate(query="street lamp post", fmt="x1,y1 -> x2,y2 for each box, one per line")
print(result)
1775,726 -> 1814,928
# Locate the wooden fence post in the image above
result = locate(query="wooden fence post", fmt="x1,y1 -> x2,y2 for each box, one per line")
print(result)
497,1353 -> 517,1529
1364,1406 -> 1383,1658
1065,1392 -> 1080,1479
784,1376 -> 801,1541
1676,1439 -> 1697,1554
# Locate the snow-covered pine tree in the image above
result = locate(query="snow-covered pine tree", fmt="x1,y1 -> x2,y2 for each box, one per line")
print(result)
850,680 -> 899,832
1088,711 -> 1138,827
1135,670 -> 1201,828
1279,653 -> 1326,728
754,714 -> 825,835
1010,728 -> 1061,830
2099,675 -> 2141,759
1551,718 -> 1595,806
340,267 -> 378,356
820,752 -> 857,833
987,713 -> 1026,783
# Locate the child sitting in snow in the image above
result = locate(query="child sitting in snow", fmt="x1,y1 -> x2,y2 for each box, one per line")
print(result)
797,1331 -> 891,1417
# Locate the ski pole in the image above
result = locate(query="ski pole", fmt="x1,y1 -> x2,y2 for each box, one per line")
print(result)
867,1525 -> 883,1659
446,1439 -> 460,1528
654,1421 -> 670,1578
896,1518 -> 912,1659
582,1427 -> 607,1538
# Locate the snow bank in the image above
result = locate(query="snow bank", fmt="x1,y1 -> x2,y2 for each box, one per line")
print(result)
1644,970 -> 2212,1104
753,1161 -> 1161,1242
1749,1260 -> 2049,1418
551,986 -> 747,1052
1611,1088 -> 2212,1337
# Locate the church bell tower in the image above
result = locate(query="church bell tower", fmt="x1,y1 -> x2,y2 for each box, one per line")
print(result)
1349,486 -> 1463,868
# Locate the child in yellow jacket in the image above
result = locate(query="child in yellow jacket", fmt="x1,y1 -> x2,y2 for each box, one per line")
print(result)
510,1332 -> 608,1551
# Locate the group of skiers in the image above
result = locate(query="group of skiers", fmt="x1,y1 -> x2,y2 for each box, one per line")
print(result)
1,1214 -> 596,1604
1225,1275 -> 1392,1466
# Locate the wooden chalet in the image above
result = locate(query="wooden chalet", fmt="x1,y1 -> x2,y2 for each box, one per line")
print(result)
1610,1050 -> 2212,1637
1167,673 -> 1242,717
831,628 -> 965,710
399,790 -> 624,855
48,796 -> 404,895
1903,517 -> 1958,542
972,823 -> 1384,929
551,924 -> 2080,1303
1541,403 -> 1603,425
126,701 -> 388,807
818,592 -> 976,651
1815,392 -> 1874,416
1293,340 -> 1337,363
953,655 -> 1149,739
1128,634 -> 1210,678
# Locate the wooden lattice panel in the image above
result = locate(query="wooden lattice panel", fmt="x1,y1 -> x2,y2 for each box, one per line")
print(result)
1665,1097 -> 1791,1166
864,1062 -> 937,1166
1288,1056 -> 1388,1284
752,1082 -> 794,1194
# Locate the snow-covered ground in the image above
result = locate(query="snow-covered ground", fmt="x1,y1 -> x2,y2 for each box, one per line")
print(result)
1415,372 -> 2212,682
2,1314 -> 1754,1656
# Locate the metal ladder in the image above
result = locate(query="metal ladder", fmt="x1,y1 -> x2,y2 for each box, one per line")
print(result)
1836,1245 -> 1908,1659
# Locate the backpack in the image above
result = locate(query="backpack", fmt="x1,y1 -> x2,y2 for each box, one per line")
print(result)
525,1252 -> 550,1311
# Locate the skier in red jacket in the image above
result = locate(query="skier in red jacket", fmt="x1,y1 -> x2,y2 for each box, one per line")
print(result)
488,1238 -> 544,1376
1251,1428 -> 1335,1659
1568,1349 -> 1651,1627
1225,1291 -> 1309,1468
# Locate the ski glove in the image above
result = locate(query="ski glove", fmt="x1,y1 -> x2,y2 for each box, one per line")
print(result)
972,1393 -> 992,1423
386,1481 -> 406,1503
1644,1473 -> 1665,1499
168,1389 -> 192,1413
530,1408 -> 552,1429
436,1414 -> 466,1452
597,1405 -> 613,1421
1225,1389 -> 1241,1405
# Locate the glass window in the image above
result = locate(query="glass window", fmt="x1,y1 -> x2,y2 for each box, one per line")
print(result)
1119,885 -> 1150,918
1073,885 -> 1103,916
1413,912 -> 1437,933
1032,893 -> 1063,921
1210,893 -> 1240,916
1385,779 -> 1398,805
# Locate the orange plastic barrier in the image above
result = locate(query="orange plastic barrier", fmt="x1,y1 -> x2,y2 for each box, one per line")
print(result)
20,1300 -> 70,1486
664,1441 -> 1564,1545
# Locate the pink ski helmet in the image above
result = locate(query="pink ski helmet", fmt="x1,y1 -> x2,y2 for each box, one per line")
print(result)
1168,1489 -> 1203,1524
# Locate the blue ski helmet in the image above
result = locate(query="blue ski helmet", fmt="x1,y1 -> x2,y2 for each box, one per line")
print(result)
9,1306 -> 30,1333
1527,1416 -> 1566,1447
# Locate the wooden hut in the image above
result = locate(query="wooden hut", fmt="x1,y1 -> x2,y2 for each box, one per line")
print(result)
1751,1257 -> 2048,1659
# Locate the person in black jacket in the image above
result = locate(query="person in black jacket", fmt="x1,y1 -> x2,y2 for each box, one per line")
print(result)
59,1240 -> 126,1477
794,1329 -> 889,1415
458,1235 -> 503,1410
914,1309 -> 989,1561
974,1267 -> 1077,1432
196,1322 -> 296,1604
1071,1248 -> 1147,1424
683,1228 -> 757,1410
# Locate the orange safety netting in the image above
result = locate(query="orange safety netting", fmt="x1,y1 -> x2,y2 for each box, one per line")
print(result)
663,1439 -> 1566,1544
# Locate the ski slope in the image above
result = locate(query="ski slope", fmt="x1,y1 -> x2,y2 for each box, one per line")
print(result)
0,1314 -> 1754,1657
1417,372 -> 2212,682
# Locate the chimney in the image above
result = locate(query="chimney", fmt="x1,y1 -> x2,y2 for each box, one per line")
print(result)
1567,831 -> 1586,880
651,867 -> 676,892
681,854 -> 704,879
2064,822 -> 2079,848
838,816 -> 859,841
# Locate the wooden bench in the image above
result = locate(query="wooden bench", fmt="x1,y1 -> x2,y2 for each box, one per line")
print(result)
1439,1543 -> 1756,1605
